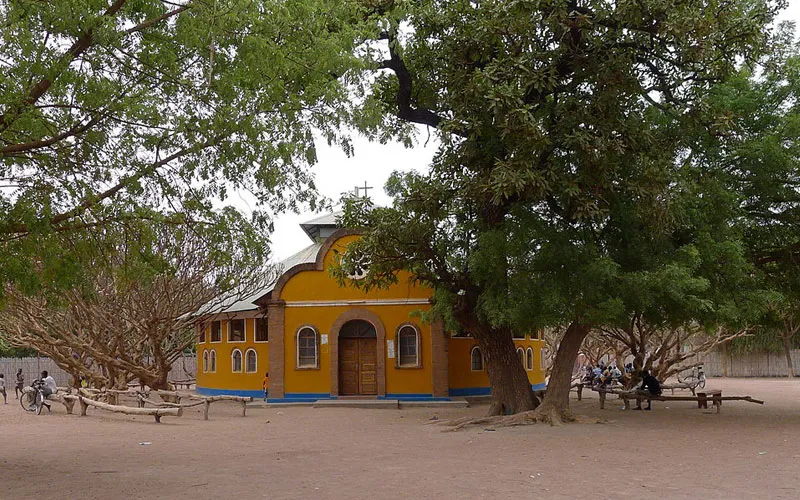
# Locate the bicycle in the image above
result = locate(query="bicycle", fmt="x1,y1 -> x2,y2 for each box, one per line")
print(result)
19,379 -> 51,415
680,365 -> 707,389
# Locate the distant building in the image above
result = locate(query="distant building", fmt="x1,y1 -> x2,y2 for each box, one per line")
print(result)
194,213 -> 545,401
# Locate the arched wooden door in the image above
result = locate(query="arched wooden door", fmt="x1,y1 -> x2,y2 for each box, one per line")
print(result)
338,320 -> 377,395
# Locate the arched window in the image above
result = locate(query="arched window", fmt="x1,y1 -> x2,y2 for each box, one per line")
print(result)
397,325 -> 420,367
210,350 -> 217,373
231,349 -> 242,373
470,346 -> 484,371
540,348 -> 547,371
517,347 -> 525,366
202,351 -> 209,373
245,349 -> 257,373
526,348 -> 533,371
297,327 -> 318,368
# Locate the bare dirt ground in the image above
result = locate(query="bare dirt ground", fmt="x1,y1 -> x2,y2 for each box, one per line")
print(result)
0,378 -> 798,500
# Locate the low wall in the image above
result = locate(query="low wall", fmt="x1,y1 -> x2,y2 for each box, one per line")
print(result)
700,349 -> 800,377
0,355 -> 197,387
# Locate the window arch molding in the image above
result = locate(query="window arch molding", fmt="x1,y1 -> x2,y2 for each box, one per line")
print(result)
231,348 -> 243,373
516,347 -> 525,367
202,350 -> 209,373
245,348 -> 257,373
296,325 -> 319,369
395,323 -> 421,368
470,346 -> 484,372
526,347 -> 534,371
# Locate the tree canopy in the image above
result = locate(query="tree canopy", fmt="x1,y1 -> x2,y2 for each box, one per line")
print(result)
339,0 -> 785,420
1,0 -> 361,293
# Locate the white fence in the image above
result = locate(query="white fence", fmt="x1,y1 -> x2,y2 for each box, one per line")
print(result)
700,349 -> 800,377
0,355 -> 197,387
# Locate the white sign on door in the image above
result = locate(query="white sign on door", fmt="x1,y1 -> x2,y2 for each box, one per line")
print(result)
321,334 -> 329,345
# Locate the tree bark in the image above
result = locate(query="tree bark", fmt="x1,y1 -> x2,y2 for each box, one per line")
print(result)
475,328 -> 539,415
537,321 -> 591,421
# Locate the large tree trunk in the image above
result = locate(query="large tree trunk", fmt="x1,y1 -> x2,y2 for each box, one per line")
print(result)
537,321 -> 591,422
474,328 -> 539,415
453,294 -> 537,415
781,334 -> 796,378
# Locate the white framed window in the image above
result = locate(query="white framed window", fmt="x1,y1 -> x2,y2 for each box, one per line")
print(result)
210,321 -> 221,343
198,326 -> 206,344
202,351 -> 209,373
245,349 -> 257,373
540,348 -> 547,371
209,350 -> 217,373
255,317 -> 268,342
516,347 -> 525,366
228,319 -> 245,342
397,324 -> 420,367
512,331 -> 525,339
296,327 -> 318,369
231,349 -> 243,373
470,346 -> 484,371
526,347 -> 533,371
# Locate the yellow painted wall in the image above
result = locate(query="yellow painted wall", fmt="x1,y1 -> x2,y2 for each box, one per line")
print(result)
448,336 -> 546,390
196,318 -> 270,393
280,235 -> 431,302
282,305 -> 433,395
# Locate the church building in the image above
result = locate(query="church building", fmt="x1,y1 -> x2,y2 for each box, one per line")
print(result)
194,213 -> 546,402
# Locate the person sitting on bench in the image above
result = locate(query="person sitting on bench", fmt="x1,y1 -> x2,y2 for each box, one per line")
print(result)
634,370 -> 662,410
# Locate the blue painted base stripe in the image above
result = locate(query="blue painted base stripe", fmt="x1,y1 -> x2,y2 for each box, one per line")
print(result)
449,383 -> 547,397
449,387 -> 491,396
196,387 -> 264,398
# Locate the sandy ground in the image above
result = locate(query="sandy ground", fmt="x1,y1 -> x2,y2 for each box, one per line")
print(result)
0,378 -> 798,500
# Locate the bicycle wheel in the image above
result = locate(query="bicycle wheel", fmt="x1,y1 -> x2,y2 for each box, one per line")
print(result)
20,390 -> 35,412
683,375 -> 698,386
35,391 -> 44,415
699,377 -> 706,389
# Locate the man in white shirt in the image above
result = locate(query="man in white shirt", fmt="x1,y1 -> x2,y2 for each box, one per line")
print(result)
40,370 -> 58,397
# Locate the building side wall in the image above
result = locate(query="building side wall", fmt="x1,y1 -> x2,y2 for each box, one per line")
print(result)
447,336 -> 546,396
196,315 -> 269,398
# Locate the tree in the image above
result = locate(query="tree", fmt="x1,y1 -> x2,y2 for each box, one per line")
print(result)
1,0 -> 360,294
0,221 -> 270,389
687,22 -> 800,376
343,0 -> 781,421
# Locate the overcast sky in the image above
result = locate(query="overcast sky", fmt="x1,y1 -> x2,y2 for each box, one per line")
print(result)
267,3 -> 800,261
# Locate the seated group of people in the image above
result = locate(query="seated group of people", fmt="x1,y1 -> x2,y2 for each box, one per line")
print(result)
579,363 -> 664,410
580,363 -> 623,387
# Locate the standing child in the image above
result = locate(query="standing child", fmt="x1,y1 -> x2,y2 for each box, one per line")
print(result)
0,374 -> 6,404
15,368 -> 24,399
262,372 -> 269,401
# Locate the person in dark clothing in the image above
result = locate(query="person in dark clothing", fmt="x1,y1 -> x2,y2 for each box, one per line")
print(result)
634,370 -> 662,410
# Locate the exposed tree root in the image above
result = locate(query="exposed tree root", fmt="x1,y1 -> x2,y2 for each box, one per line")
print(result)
436,405 -> 583,431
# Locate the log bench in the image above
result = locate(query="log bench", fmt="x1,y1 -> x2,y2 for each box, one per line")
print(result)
21,388 -> 79,414
78,396 -> 183,423
140,392 -> 252,420
591,387 -> 762,414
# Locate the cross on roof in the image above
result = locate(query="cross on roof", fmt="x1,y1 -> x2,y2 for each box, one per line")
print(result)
354,181 -> 373,199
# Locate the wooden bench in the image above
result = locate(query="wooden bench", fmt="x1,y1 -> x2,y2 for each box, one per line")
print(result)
660,382 -> 697,396
696,389 -> 722,409
591,387 -> 762,414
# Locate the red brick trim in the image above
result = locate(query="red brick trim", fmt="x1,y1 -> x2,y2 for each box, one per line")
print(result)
266,301 -> 285,398
430,318 -> 449,397
328,308 -> 386,397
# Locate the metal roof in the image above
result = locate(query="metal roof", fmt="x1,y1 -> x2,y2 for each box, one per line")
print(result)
193,241 -> 323,315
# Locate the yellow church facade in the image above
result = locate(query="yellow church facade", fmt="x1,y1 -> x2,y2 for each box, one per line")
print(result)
195,214 -> 546,402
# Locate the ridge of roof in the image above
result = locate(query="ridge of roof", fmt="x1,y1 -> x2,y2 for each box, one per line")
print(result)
193,241 -> 323,316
